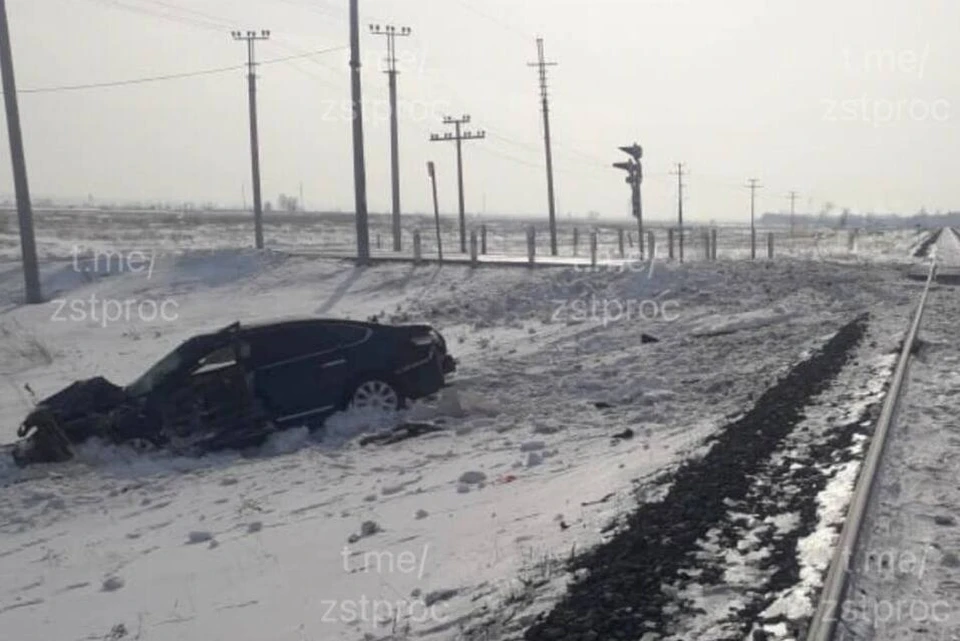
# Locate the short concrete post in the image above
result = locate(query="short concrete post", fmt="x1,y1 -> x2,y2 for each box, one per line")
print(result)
376,234 -> 381,250
847,229 -> 858,252
527,226 -> 536,265
711,229 -> 718,260
481,224 -> 487,255
647,231 -> 655,260
413,231 -> 422,264
767,232 -> 775,259
668,228 -> 675,260
703,230 -> 711,260
470,229 -> 479,266
618,228 -> 625,258
590,230 -> 598,268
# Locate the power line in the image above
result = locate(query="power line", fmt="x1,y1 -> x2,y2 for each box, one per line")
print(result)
10,47 -> 347,94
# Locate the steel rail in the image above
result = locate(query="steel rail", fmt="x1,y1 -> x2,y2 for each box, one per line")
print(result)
804,253 -> 939,641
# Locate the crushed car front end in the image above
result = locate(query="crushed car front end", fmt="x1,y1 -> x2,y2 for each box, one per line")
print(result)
12,376 -> 133,466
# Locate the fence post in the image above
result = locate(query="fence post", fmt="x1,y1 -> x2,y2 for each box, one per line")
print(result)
481,224 -> 487,255
647,231 -> 655,260
767,232 -> 775,259
847,228 -> 858,252
376,234 -> 381,250
711,228 -> 718,260
527,226 -> 536,265
618,228 -> 625,258
470,229 -> 479,266
413,230 -> 422,264
590,230 -> 598,268
702,230 -> 711,260
668,228 -> 675,260
571,228 -> 578,256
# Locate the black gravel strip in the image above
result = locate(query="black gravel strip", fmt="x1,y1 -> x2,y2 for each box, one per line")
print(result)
523,314 -> 869,641
912,229 -> 942,258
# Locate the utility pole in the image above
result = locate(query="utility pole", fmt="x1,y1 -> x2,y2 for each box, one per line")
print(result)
231,29 -> 270,250
370,23 -> 411,252
746,178 -> 762,259
671,162 -> 686,262
349,0 -> 370,263
0,0 -> 41,303
429,115 -> 485,253
528,37 -> 558,256
787,190 -> 799,237
427,161 -> 442,262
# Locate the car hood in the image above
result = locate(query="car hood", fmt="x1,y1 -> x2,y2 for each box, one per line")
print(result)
24,376 -> 130,427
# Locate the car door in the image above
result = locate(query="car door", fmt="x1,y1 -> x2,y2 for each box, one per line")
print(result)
249,325 -> 350,425
159,342 -> 258,441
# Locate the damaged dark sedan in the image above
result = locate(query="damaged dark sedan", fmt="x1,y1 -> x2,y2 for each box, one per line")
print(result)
12,318 -> 456,466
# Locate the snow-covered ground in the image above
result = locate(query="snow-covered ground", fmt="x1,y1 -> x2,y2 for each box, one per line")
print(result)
843,229 -> 960,641
0,222 -> 936,640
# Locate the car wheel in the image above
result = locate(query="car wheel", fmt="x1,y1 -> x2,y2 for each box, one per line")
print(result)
349,379 -> 403,413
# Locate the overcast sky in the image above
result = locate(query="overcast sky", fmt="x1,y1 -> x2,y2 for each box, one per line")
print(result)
1,0 -> 958,221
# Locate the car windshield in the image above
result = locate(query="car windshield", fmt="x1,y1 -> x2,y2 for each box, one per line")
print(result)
125,337 -> 207,397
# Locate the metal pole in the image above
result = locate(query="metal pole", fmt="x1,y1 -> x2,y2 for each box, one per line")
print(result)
349,0 -> 370,264
0,0 -> 41,303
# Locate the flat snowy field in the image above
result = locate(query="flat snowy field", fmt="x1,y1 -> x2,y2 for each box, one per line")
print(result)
0,218 -> 941,641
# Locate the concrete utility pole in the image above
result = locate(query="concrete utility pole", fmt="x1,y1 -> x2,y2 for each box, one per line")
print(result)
429,115 -> 485,253
370,23 -> 411,252
349,0 -> 370,263
671,162 -> 686,262
613,143 -> 644,259
528,37 -> 558,256
231,29 -> 270,250
788,190 -> 799,237
0,0 -> 41,303
427,161 -> 442,262
746,178 -> 762,259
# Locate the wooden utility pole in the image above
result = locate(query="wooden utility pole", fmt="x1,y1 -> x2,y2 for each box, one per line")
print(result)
528,38 -> 558,256
429,115 -> 485,253
0,0 -> 41,303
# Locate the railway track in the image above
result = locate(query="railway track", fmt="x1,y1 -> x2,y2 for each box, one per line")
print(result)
515,233 -> 955,641
807,229 -> 960,641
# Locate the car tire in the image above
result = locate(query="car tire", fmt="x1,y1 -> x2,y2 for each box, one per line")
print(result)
348,377 -> 405,413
